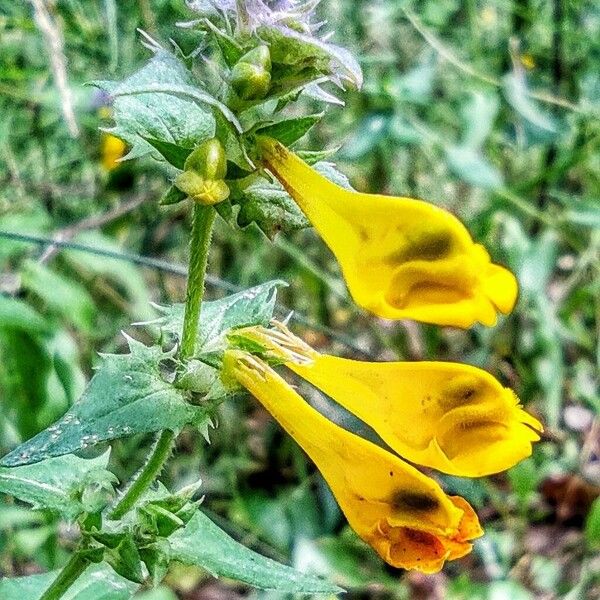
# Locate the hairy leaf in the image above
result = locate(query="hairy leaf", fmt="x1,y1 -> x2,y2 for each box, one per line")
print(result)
92,51 -> 218,161
164,511 -> 343,594
258,25 -> 363,89
229,162 -> 351,237
0,338 -> 209,467
149,281 -> 282,352
234,179 -> 310,238
0,451 -> 114,520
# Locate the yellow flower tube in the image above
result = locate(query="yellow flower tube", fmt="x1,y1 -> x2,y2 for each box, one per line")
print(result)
257,138 -> 517,328
231,323 -> 543,478
225,350 -> 483,573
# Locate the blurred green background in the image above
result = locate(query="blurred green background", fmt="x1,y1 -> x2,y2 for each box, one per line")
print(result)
0,0 -> 599,598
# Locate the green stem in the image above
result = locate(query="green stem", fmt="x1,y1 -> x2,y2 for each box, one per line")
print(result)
180,204 -> 216,360
108,205 -> 215,522
109,429 -> 175,520
39,552 -> 89,600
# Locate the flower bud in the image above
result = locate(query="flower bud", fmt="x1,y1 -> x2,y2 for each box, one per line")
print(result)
230,45 -> 272,100
176,138 -> 230,205
174,171 -> 230,206
184,138 -> 227,181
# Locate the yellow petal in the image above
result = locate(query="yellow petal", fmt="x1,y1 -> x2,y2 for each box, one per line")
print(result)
288,355 -> 542,477
226,350 -> 482,573
258,138 -> 517,328
101,133 -> 127,171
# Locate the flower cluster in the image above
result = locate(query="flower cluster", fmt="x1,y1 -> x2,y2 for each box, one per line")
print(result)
219,143 -> 542,573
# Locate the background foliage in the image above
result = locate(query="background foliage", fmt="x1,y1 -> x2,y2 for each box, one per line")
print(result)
1,0 -> 599,598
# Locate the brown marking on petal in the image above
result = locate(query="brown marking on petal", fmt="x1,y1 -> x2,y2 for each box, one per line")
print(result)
358,227 -> 370,241
438,375 -> 482,410
404,529 -> 438,546
385,230 -> 454,265
392,491 -> 440,512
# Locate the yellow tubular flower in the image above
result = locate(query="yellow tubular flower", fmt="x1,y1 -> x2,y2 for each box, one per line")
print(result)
232,323 -> 543,478
257,138 -> 517,328
225,350 -> 483,574
289,355 -> 542,478
100,133 -> 127,171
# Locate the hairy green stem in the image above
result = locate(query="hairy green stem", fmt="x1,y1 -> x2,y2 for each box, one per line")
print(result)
38,552 -> 89,600
109,205 -> 215,522
180,204 -> 216,360
109,429 -> 175,520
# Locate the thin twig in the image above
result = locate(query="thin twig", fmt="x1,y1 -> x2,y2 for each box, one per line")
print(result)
38,195 -> 147,264
401,8 -> 499,87
400,7 -> 589,115
0,230 -> 373,357
30,0 -> 79,137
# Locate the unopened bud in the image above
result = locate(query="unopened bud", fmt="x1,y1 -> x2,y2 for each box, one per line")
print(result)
184,138 -> 227,181
230,45 -> 272,100
174,171 -> 230,205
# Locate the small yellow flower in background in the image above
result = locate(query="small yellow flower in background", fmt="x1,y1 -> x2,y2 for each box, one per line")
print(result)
257,138 -> 517,328
100,133 -> 127,171
225,350 -> 483,574
520,53 -> 536,70
233,323 -> 543,477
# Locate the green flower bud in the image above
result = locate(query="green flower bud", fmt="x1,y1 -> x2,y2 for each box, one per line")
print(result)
184,138 -> 227,180
230,45 -> 272,100
174,171 -> 230,206
239,45 -> 272,71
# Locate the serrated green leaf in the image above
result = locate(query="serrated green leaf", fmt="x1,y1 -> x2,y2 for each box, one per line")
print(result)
92,531 -> 145,584
0,451 -> 114,520
230,162 -> 350,237
0,562 -> 138,600
259,25 -> 362,89
254,114 -> 322,146
164,511 -> 343,594
150,281 -> 282,353
92,51 -> 218,161
0,339 -> 209,467
313,162 -> 353,190
204,19 -> 244,67
235,179 -> 309,238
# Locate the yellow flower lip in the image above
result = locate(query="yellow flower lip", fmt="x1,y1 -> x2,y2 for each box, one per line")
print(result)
257,137 -> 518,328
225,349 -> 483,573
